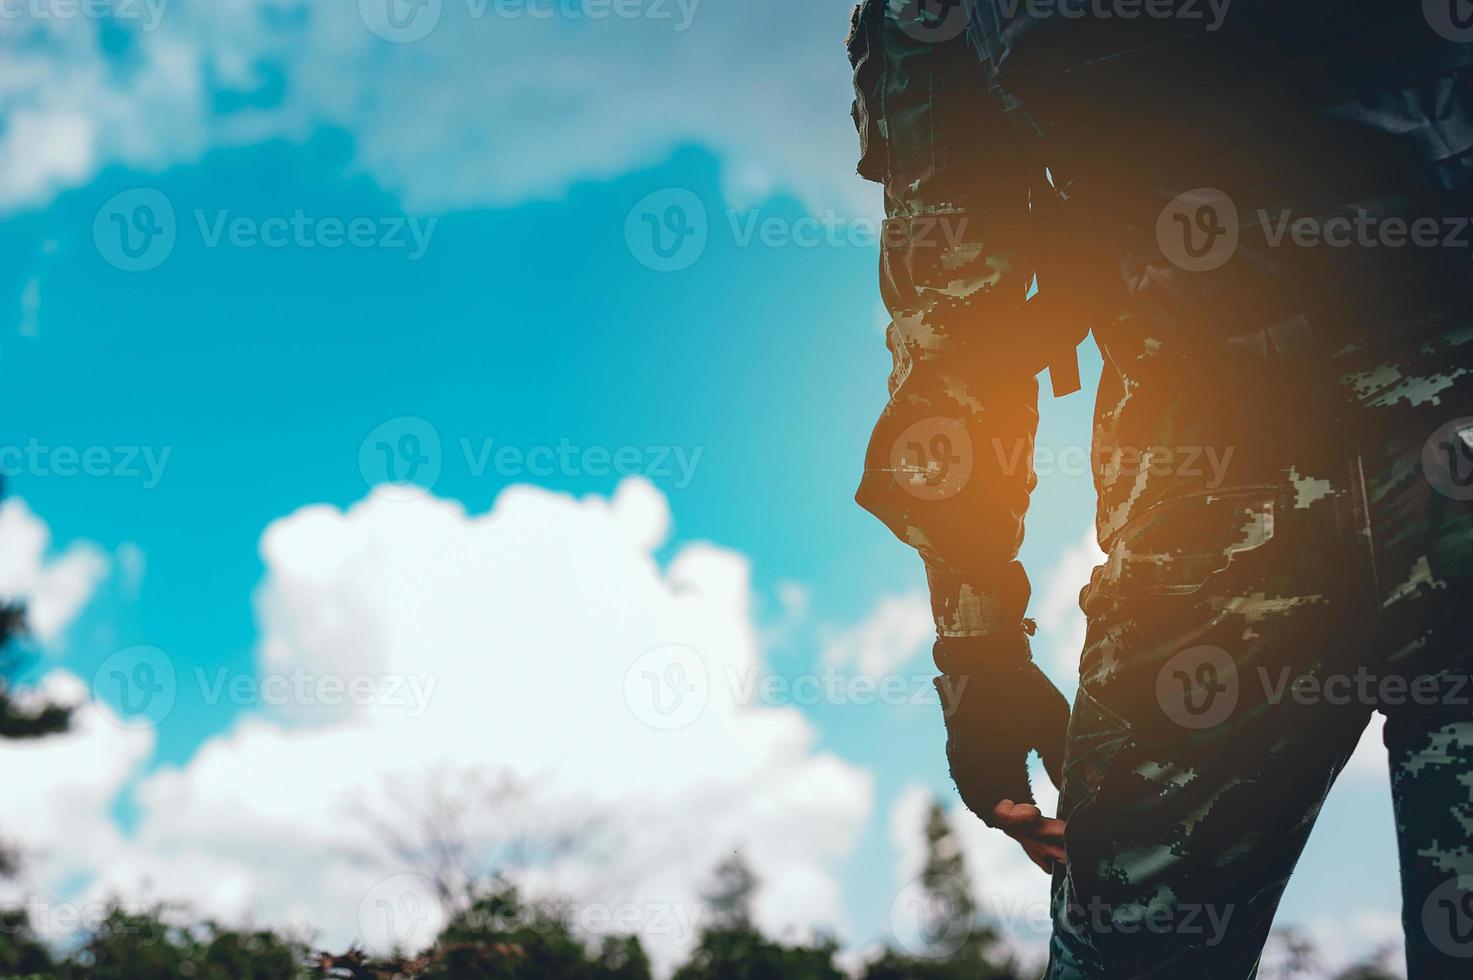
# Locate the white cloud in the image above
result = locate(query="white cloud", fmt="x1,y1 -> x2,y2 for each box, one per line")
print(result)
0,497 -> 109,646
12,478 -> 870,972
1031,526 -> 1104,691
3,0 -> 871,216
821,591 -> 933,678
0,672 -> 154,907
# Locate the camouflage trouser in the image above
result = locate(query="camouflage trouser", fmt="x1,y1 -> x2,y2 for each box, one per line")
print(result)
1042,63 -> 1473,980
1049,323 -> 1473,979
846,2 -> 1473,976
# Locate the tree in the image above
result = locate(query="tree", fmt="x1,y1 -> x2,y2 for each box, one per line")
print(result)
0,602 -> 69,740
61,903 -> 310,979
0,477 -> 74,977
702,853 -> 756,931
674,852 -> 844,980
860,800 -> 1025,980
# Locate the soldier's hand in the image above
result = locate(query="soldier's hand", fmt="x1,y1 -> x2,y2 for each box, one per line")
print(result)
990,800 -> 1067,874
932,632 -> 1070,852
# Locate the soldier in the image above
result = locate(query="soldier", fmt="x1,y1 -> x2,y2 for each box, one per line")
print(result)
847,0 -> 1473,975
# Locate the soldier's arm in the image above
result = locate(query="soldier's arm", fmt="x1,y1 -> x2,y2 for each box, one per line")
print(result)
847,0 -> 1071,830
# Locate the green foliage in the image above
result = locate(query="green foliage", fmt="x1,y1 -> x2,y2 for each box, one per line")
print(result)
672,927 -> 844,980
59,904 -> 310,980
672,851 -> 844,980
315,885 -> 652,980
0,603 -> 70,741
0,907 -> 54,976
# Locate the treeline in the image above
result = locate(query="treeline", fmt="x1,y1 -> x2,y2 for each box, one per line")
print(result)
0,819 -> 1402,980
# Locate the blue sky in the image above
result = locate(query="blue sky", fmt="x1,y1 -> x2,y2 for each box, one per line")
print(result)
0,0 -> 1411,972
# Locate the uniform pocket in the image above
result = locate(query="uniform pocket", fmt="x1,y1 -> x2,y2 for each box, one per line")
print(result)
1060,687 -> 1132,820
846,1 -> 887,184
1089,485 -> 1284,601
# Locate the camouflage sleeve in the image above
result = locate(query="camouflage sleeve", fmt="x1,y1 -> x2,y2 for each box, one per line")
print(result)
847,0 -> 1041,639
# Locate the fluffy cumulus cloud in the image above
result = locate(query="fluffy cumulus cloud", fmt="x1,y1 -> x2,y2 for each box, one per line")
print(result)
821,591 -> 933,678
1,0 -> 868,215
12,479 -> 869,971
0,498 -> 109,645
0,499 -> 141,910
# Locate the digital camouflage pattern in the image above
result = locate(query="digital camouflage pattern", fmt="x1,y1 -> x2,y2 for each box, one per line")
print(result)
848,0 -> 1473,975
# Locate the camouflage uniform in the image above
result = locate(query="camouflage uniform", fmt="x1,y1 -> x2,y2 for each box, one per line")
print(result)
848,0 -> 1473,975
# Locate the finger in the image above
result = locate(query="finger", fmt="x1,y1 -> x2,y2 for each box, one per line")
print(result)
1023,842 -> 1063,874
990,799 -> 1042,829
1032,816 -> 1067,841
